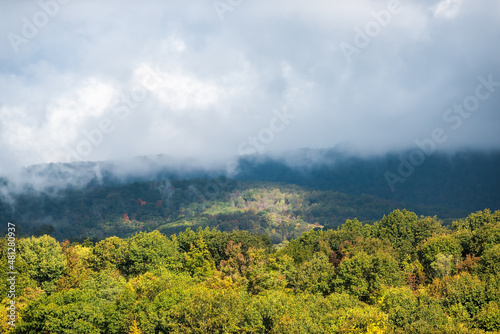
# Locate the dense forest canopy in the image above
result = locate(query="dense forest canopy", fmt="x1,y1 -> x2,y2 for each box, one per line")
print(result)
2,208 -> 500,333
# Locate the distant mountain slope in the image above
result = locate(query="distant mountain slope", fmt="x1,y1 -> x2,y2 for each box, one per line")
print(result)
235,149 -> 500,213
0,177 -> 466,242
0,149 -> 498,241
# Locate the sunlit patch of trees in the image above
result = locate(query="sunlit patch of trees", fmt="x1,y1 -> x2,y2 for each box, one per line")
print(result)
2,178 -> 468,244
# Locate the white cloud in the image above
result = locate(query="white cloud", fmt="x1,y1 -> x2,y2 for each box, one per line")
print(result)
432,0 -> 464,19
143,66 -> 221,111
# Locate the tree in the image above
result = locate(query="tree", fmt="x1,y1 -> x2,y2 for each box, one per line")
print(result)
15,289 -> 106,334
470,221 -> 500,257
430,253 -> 454,278
374,209 -> 418,260
380,286 -> 418,329
288,252 -> 334,295
453,209 -> 500,231
89,236 -> 126,271
413,216 -> 444,246
473,302 -> 500,332
333,250 -> 403,301
439,273 -> 487,318
18,235 -> 68,288
417,234 -> 462,279
478,244 -> 500,277
183,237 -> 216,280
56,241 -> 91,291
120,231 -> 182,276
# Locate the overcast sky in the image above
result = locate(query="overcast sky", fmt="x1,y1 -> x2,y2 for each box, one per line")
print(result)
1,0 -> 499,176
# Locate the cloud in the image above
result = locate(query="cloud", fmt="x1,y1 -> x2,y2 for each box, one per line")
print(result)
141,64 -> 221,111
0,0 -> 498,180
432,0 -> 464,19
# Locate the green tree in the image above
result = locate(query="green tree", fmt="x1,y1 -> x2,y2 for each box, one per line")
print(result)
478,244 -> 500,277
168,285 -> 261,333
333,250 -> 403,302
473,302 -> 500,332
288,252 -> 334,295
453,209 -> 500,231
470,221 -> 500,257
380,286 -> 418,330
89,236 -> 126,271
18,235 -> 68,288
120,231 -> 182,276
183,237 -> 216,280
439,273 -> 487,318
374,209 -> 418,260
413,216 -> 444,246
418,234 -> 462,279
15,289 -> 106,334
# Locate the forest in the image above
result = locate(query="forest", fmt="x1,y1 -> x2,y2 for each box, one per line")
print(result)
3,149 -> 499,244
2,208 -> 500,333
2,0 -> 499,331
0,177 -> 470,243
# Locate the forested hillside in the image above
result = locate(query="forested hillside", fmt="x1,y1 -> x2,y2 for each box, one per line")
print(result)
236,150 -> 500,213
2,0 -> 498,331
0,178 -> 467,243
0,151 -> 498,333
1,209 -> 500,333
2,149 -> 497,243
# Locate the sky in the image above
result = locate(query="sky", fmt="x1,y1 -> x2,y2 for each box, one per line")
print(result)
0,0 -> 499,178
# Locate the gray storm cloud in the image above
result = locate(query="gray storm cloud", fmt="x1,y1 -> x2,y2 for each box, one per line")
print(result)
0,0 -> 499,179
